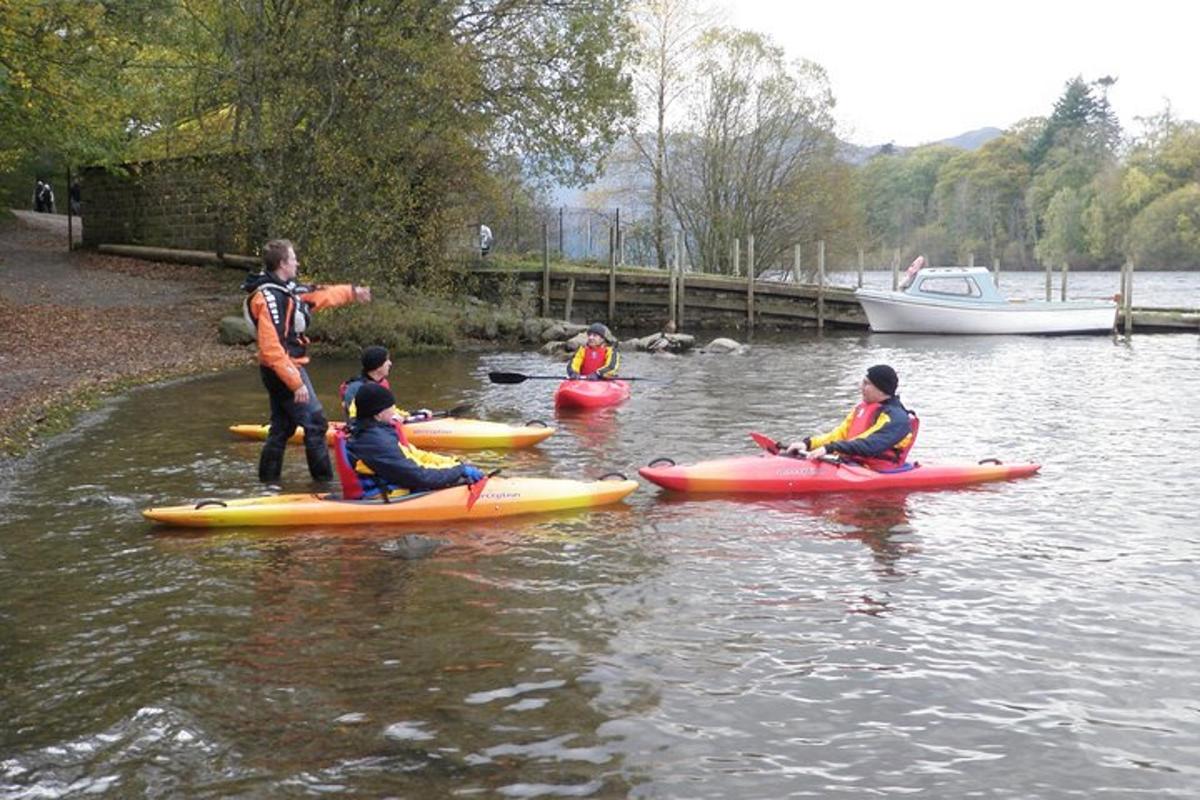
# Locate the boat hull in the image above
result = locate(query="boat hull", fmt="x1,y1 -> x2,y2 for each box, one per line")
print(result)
553,380 -> 631,409
229,418 -> 555,450
856,289 -> 1116,334
143,476 -> 638,527
638,454 -> 1040,494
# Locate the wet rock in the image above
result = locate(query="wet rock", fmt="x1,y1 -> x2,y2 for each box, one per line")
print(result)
218,315 -> 254,345
636,332 -> 695,353
541,321 -> 587,342
380,534 -> 446,560
702,337 -> 746,354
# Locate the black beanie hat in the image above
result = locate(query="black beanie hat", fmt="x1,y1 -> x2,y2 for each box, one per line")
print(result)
355,382 -> 395,419
361,345 -> 389,373
587,322 -> 611,339
866,364 -> 899,396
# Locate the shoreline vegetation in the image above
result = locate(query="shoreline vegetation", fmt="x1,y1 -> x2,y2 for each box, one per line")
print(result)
0,213 -> 536,460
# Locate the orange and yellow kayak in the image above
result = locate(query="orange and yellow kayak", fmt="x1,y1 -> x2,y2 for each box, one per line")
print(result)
639,454 -> 1040,494
228,418 -> 554,450
143,476 -> 637,528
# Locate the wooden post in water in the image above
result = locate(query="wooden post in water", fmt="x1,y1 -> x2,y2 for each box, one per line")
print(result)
817,239 -> 826,331
1123,260 -> 1134,336
564,277 -> 575,322
993,257 -> 1001,288
857,247 -> 864,288
747,235 -> 756,332
675,230 -> 686,329
1044,260 -> 1052,301
668,239 -> 677,331
732,238 -> 740,278
1060,261 -> 1069,301
541,221 -> 550,316
608,226 -> 617,322
793,244 -> 801,284
892,248 -> 900,290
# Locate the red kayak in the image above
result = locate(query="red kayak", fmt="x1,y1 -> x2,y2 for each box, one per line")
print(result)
638,453 -> 1040,494
554,379 -> 631,410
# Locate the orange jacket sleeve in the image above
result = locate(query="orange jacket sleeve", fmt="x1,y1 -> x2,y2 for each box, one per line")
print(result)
299,284 -> 356,311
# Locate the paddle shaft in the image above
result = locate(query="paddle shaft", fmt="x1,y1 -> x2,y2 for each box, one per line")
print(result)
488,371 -> 652,384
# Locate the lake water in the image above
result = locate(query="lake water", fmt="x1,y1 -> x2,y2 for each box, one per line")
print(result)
2,320 -> 1199,796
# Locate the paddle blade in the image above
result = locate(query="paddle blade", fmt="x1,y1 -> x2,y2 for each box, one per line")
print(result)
465,469 -> 502,510
487,371 -> 528,384
749,431 -> 781,454
431,403 -> 471,419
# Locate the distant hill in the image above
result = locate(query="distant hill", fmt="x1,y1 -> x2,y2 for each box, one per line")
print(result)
553,127 -> 1006,206
840,126 -> 1004,164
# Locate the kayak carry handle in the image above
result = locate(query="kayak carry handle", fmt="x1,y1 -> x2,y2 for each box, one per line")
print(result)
525,419 -> 549,427
194,499 -> 228,509
646,457 -> 676,468
598,471 -> 629,481
978,458 -> 1002,465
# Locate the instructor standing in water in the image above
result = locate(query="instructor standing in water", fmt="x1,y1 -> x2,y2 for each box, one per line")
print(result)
243,239 -> 372,485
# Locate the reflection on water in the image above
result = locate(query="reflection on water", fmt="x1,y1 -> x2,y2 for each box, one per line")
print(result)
3,334 -> 1200,797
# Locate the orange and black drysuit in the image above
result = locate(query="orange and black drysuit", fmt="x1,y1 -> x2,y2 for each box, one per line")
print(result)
242,270 -> 357,483
567,343 -> 619,380
803,395 -> 917,471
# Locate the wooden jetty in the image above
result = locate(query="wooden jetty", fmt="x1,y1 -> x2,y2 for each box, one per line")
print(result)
474,264 -> 1199,334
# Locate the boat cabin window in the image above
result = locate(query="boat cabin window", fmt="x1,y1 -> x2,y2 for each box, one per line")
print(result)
917,276 -> 982,297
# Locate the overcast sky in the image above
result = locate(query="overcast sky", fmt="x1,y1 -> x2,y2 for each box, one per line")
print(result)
725,0 -> 1196,146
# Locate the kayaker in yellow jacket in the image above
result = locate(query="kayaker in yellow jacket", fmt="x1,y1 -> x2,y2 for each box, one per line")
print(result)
783,364 -> 917,471
567,323 -> 620,380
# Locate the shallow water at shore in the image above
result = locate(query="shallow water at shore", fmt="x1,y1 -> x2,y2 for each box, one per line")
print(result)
2,329 -> 1198,798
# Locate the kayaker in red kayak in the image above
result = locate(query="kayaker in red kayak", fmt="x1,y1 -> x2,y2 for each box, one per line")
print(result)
339,345 -> 431,423
567,323 -> 620,380
783,364 -> 917,471
344,383 -> 484,495
242,238 -> 372,486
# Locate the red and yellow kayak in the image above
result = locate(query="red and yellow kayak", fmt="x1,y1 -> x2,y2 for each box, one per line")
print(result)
638,454 -> 1040,494
228,418 -> 555,450
554,379 -> 631,410
143,476 -> 638,528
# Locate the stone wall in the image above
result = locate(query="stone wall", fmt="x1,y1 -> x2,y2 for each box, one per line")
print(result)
80,155 -> 261,254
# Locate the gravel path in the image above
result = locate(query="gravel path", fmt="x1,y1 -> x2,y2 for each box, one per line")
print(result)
0,211 -> 254,456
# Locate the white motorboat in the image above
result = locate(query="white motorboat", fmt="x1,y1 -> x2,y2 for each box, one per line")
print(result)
855,266 -> 1117,335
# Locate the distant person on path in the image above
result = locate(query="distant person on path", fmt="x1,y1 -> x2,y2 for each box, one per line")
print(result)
39,181 -> 55,214
784,364 -> 917,470
566,322 -> 620,380
69,180 -> 81,216
345,383 -> 483,496
242,238 -> 372,485
33,180 -> 45,212
479,223 -> 493,257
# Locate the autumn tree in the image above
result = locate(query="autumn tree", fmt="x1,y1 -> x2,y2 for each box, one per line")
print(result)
665,28 -> 840,274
